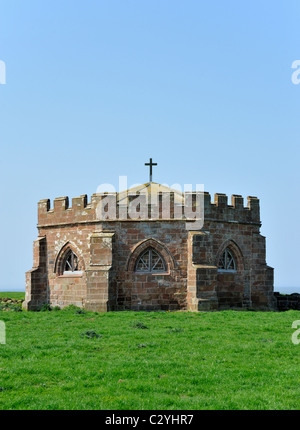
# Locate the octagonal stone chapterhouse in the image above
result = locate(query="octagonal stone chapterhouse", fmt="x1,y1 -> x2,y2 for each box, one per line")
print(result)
24,182 -> 275,312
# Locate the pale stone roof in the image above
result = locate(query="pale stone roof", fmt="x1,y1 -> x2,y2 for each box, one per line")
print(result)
117,182 -> 184,205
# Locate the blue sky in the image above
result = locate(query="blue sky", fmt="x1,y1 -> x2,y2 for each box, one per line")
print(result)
0,0 -> 299,292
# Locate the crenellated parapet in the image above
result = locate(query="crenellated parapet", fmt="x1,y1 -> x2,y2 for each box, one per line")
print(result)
37,190 -> 261,227
204,193 -> 260,224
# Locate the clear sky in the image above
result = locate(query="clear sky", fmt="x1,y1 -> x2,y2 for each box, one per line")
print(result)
0,0 -> 299,292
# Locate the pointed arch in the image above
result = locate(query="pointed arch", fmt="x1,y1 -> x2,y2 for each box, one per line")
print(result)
126,238 -> 175,273
135,247 -> 166,273
216,239 -> 244,272
54,241 -> 85,275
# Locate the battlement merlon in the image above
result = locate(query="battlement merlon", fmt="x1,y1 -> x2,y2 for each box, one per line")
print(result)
37,192 -> 261,226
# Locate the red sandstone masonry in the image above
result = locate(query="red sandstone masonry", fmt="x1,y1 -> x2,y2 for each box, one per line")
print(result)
37,192 -> 261,226
24,188 -> 274,312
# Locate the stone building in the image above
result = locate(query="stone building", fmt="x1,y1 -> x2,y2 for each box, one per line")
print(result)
24,180 -> 275,312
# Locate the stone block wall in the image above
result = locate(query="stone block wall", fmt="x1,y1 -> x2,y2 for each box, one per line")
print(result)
109,222 -> 188,311
24,188 -> 275,312
274,292 -> 300,311
24,237 -> 48,311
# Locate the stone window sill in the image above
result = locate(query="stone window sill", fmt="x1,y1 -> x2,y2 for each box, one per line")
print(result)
134,271 -> 170,276
58,272 -> 83,278
217,269 -> 237,274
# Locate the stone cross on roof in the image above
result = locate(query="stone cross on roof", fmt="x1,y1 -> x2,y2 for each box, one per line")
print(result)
145,158 -> 157,183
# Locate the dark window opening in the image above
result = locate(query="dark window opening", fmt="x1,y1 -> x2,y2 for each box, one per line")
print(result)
218,248 -> 237,272
62,250 -> 82,274
135,247 -> 167,273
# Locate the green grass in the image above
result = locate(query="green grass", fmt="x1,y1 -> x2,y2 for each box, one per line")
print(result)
0,305 -> 300,410
0,292 -> 25,300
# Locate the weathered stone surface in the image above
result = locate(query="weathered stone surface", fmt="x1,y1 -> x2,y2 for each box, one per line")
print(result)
24,184 -> 275,311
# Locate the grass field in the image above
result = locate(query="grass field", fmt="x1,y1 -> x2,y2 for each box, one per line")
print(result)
0,293 -> 300,410
0,292 -> 25,300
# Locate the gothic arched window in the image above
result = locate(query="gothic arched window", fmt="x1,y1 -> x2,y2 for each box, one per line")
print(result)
62,250 -> 82,274
218,248 -> 237,272
135,247 -> 167,273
